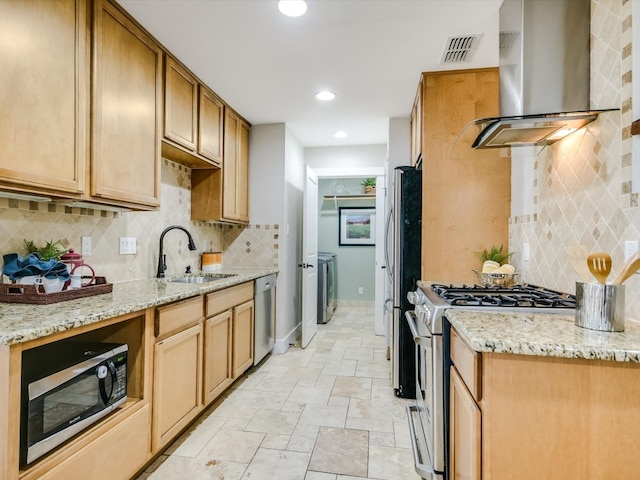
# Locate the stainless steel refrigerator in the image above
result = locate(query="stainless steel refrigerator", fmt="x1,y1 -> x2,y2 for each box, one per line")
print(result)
391,166 -> 422,399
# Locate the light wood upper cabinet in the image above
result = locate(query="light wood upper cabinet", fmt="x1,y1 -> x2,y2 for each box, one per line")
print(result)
0,0 -> 88,196
161,56 -> 223,169
164,56 -> 198,151
419,68 -> 509,284
91,0 -> 162,208
191,108 -> 250,224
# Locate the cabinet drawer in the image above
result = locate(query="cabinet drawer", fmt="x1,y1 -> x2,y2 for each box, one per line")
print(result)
206,282 -> 253,317
451,328 -> 481,400
35,404 -> 151,480
155,296 -> 203,338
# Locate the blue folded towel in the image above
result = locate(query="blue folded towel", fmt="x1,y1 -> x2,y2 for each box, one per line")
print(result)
2,253 -> 70,281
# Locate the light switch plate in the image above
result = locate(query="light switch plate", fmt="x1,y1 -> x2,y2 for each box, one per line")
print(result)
81,236 -> 92,256
119,237 -> 136,255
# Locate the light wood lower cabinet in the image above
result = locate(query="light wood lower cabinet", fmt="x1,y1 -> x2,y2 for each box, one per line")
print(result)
232,299 -> 254,378
205,282 -> 255,397
34,404 -> 151,480
203,310 -> 233,404
449,366 -> 481,480
450,326 -> 640,479
153,298 -> 204,451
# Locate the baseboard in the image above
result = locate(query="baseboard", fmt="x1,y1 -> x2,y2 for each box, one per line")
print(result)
273,322 -> 300,354
336,300 -> 375,308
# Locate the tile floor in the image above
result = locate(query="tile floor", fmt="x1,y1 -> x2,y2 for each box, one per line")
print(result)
136,306 -> 421,480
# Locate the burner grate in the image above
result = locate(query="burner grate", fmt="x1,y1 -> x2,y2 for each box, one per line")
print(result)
431,283 -> 576,309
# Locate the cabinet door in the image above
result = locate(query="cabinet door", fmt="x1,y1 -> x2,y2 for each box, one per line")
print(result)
198,86 -> 224,165
153,323 -> 203,450
450,366 -> 481,480
235,119 -> 250,222
204,310 -> 233,405
92,0 -> 162,207
164,56 -> 198,151
0,0 -> 87,194
232,299 -> 254,378
222,109 -> 239,220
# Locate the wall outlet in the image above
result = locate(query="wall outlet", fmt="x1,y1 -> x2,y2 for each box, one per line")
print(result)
624,240 -> 639,261
81,236 -> 92,256
358,287 -> 363,295
522,242 -> 530,262
119,237 -> 137,255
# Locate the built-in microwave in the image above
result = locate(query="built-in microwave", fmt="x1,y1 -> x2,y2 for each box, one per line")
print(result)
20,341 -> 128,466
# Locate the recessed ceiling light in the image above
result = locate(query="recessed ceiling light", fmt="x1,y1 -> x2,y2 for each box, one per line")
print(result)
278,0 -> 307,17
334,131 -> 348,138
315,91 -> 335,101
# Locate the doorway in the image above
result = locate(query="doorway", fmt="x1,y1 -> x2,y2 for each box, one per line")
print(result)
302,166 -> 386,344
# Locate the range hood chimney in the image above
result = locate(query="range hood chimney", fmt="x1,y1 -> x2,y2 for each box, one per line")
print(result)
471,0 -> 615,150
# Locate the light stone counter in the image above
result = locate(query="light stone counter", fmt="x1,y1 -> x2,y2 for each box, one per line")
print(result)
0,267 -> 277,345
446,309 -> 640,363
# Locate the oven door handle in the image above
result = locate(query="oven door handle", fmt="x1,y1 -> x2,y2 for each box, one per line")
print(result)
405,310 -> 432,347
407,405 -> 437,477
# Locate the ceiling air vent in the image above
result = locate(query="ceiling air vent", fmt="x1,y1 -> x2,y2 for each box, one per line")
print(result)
440,34 -> 482,64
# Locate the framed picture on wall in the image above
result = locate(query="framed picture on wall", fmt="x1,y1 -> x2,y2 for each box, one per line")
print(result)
338,207 -> 376,246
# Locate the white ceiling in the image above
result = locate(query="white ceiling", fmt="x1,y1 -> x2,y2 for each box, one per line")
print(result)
118,0 -> 502,148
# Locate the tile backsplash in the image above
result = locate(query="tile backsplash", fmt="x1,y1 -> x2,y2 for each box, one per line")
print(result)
510,0 -> 640,320
0,159 -> 278,283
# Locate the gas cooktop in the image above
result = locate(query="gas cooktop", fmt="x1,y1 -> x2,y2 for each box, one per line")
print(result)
430,283 -> 576,309
410,283 -> 577,334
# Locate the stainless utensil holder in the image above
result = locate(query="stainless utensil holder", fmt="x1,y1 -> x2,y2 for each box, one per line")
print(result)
575,282 -> 625,332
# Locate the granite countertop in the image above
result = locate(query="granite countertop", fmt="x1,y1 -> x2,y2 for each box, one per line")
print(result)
0,267 -> 277,346
447,309 -> 640,363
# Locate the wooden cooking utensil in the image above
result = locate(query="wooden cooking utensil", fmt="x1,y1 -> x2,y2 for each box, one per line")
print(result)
586,252 -> 612,284
613,253 -> 640,285
567,245 -> 592,282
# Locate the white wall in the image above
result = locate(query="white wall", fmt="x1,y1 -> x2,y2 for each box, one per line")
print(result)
306,144 -> 387,170
249,123 -> 304,353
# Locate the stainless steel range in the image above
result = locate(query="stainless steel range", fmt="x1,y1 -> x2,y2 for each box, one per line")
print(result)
405,282 -> 576,480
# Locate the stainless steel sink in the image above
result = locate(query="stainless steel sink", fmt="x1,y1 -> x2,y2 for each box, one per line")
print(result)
168,273 -> 237,284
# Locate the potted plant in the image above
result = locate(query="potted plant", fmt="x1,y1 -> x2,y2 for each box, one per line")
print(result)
475,244 -> 514,265
361,178 -> 376,194
24,239 -> 68,261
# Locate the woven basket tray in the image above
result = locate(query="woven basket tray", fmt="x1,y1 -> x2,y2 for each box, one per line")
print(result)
0,279 -> 112,305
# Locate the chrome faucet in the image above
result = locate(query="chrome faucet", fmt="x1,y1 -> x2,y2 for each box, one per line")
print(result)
156,225 -> 197,278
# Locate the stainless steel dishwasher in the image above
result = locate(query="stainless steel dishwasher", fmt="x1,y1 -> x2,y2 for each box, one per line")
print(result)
254,273 -> 276,365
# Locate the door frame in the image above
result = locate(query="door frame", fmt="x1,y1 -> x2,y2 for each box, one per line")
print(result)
312,166 -> 386,335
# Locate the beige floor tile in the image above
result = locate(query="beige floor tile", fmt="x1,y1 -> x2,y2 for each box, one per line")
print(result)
345,417 -> 394,433
240,448 -> 311,480
321,360 -> 357,377
368,444 -> 421,480
197,429 -> 265,463
287,385 -> 333,405
332,375 -> 372,400
142,306 -> 418,480
165,414 -> 227,457
148,455 -> 248,480
308,427 -> 368,477
368,431 -> 396,447
305,472 -> 337,480
244,409 -> 300,436
287,423 -> 320,453
261,433 -> 291,450
299,404 -> 348,428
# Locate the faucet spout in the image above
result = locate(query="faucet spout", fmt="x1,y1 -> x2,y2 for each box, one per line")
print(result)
157,225 -> 198,278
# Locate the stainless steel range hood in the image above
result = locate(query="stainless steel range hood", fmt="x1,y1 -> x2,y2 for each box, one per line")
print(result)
471,0 -> 615,150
